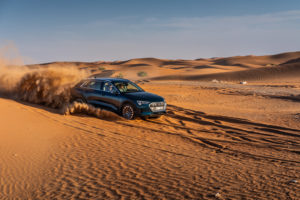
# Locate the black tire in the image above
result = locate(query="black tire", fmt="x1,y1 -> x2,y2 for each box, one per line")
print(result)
122,104 -> 136,120
74,97 -> 86,103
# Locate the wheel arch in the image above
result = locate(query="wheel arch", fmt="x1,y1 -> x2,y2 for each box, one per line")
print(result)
120,100 -> 140,116
72,94 -> 87,103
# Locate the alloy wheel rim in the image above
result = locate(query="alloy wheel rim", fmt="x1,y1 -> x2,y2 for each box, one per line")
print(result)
123,106 -> 134,119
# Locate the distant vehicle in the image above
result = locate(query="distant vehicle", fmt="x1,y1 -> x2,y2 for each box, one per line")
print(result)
71,78 -> 167,120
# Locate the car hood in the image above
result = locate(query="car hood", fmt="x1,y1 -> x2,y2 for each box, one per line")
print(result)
123,92 -> 164,102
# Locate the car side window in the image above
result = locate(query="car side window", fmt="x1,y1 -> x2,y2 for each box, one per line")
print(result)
80,81 -> 90,88
83,81 -> 102,90
102,82 -> 117,94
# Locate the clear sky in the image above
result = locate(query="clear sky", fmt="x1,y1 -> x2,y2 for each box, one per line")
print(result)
1,0 -> 300,63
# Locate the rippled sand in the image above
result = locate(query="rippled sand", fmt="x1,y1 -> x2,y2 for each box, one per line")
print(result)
1,80 -> 299,199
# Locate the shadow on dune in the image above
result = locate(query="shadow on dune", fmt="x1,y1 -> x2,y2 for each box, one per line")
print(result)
193,65 -> 219,69
213,60 -> 252,68
161,60 -> 188,66
127,63 -> 151,67
282,57 -> 300,65
110,60 -> 130,65
270,94 -> 300,103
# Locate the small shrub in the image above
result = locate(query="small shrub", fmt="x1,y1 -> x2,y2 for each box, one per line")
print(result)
137,71 -> 148,77
98,66 -> 106,70
116,73 -> 124,78
265,63 -> 275,67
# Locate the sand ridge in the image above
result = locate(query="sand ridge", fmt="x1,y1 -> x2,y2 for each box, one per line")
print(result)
26,51 -> 300,81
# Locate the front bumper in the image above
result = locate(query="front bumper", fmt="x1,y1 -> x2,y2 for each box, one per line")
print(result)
136,102 -> 167,117
139,110 -> 167,117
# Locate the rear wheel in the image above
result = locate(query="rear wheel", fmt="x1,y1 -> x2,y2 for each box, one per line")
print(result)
74,98 -> 86,103
122,104 -> 136,120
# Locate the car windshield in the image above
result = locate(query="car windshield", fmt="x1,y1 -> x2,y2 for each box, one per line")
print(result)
113,81 -> 144,93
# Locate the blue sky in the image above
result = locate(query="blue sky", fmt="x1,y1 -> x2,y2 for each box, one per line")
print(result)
1,0 -> 300,64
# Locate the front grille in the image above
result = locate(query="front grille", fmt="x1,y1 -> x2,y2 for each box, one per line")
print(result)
149,102 -> 166,112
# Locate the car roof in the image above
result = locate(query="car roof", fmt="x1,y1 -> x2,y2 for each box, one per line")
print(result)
85,77 -> 130,82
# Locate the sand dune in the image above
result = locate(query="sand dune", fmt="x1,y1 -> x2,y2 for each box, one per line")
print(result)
1,51 -> 300,199
151,61 -> 300,81
93,51 -> 300,81
26,51 -> 300,82
212,51 -> 300,66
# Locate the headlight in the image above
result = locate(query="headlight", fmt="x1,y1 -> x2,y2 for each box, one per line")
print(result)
137,100 -> 150,105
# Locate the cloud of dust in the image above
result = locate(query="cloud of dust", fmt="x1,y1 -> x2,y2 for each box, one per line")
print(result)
61,102 -> 122,120
0,44 -> 27,93
16,66 -> 88,108
0,45 -> 122,120
0,62 -> 88,108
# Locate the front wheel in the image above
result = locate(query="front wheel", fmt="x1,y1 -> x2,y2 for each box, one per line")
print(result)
122,104 -> 136,120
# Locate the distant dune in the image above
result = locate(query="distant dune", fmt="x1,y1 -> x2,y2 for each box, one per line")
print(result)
27,51 -> 300,82
151,60 -> 300,82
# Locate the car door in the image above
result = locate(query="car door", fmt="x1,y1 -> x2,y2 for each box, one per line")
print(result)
80,80 -> 105,106
97,82 -> 121,112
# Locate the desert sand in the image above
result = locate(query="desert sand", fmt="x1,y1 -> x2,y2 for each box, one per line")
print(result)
0,51 -> 300,199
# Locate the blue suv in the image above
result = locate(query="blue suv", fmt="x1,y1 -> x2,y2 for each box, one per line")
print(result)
71,78 -> 167,119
